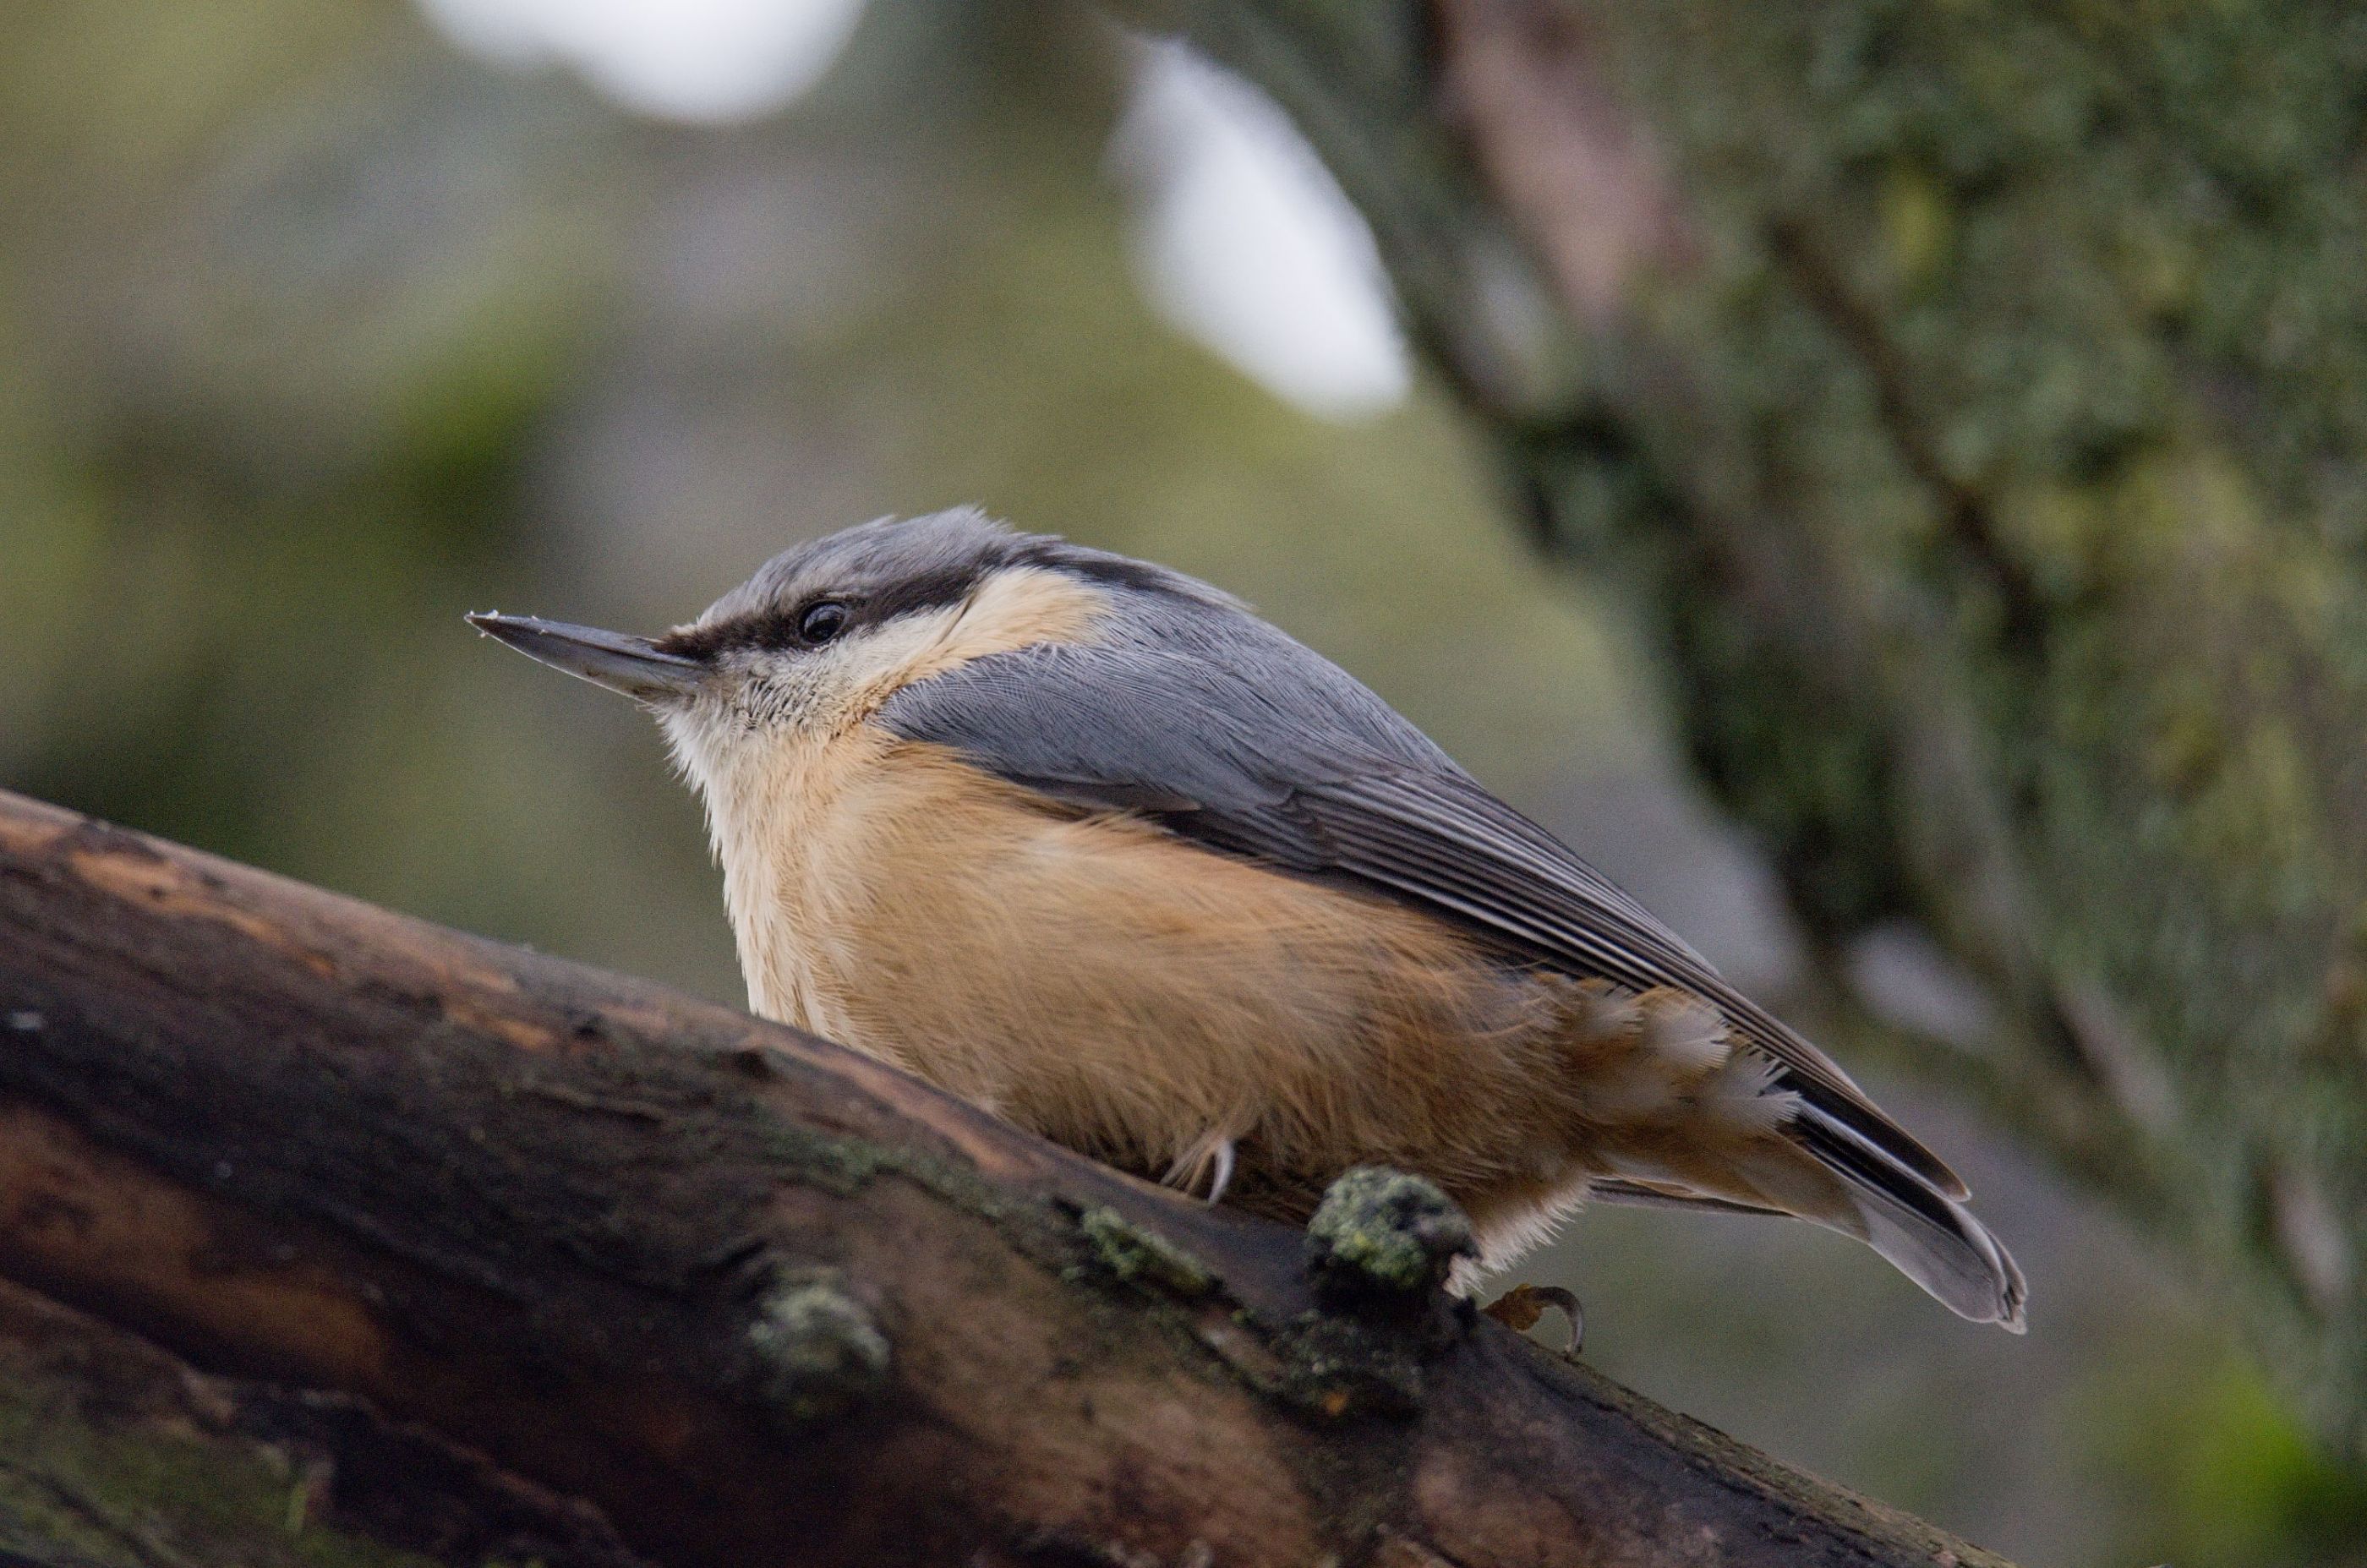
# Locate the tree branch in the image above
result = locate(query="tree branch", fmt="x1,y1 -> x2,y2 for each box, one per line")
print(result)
0,787 -> 2007,1565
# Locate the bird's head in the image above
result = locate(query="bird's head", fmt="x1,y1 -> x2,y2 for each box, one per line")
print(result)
468,506 -> 1219,800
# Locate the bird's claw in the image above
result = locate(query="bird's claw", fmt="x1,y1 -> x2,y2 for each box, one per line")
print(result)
1482,1282 -> 1584,1355
1203,1138 -> 1236,1205
1163,1135 -> 1238,1205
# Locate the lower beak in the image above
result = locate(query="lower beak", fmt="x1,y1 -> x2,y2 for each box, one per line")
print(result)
466,613 -> 707,702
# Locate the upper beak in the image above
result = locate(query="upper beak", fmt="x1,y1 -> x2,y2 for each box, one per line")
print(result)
465,612 -> 708,702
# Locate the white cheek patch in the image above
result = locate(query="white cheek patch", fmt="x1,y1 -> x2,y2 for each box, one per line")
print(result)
657,580 -> 1086,830
724,639 -> 894,732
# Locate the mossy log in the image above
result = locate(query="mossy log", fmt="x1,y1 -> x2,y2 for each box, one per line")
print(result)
1107,0 -> 2367,1455
0,786 -> 2013,1565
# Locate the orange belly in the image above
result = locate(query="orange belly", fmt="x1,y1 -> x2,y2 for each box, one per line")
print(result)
730,732 -> 1816,1266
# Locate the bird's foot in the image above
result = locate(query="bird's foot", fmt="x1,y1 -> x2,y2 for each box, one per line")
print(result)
1482,1282 -> 1584,1355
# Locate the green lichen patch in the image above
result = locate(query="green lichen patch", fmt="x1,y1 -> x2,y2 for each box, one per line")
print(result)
746,1270 -> 892,1427
755,1119 -> 1035,1252
1074,1207 -> 1218,1300
0,1383 -> 444,1568
755,1123 -> 894,1198
1268,1311 -> 1425,1423
1303,1167 -> 1473,1303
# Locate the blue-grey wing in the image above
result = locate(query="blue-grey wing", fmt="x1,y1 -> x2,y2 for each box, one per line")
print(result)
877,628 -> 1677,932
877,631 -> 1966,1200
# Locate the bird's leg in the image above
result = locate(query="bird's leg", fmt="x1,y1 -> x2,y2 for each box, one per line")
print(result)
1482,1282 -> 1585,1354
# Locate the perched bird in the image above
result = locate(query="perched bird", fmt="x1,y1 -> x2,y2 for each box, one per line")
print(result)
470,509 -> 2025,1330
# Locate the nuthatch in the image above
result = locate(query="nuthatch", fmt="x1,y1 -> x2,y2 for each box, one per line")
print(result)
470,509 -> 2025,1329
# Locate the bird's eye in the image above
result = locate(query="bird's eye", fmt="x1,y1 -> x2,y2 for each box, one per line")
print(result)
798,601 -> 850,645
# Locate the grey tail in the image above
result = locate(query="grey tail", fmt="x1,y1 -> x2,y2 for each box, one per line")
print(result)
1593,1119 -> 2029,1332
1792,1112 -> 2028,1332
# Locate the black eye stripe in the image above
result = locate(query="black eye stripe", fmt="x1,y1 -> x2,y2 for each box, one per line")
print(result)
858,563 -> 989,626
653,561 -> 989,660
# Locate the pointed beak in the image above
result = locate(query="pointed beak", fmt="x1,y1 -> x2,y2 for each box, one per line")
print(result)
465,613 -> 708,702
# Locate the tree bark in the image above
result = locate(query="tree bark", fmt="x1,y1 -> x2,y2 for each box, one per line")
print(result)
1104,0 -> 2367,1456
0,787 -> 2008,1565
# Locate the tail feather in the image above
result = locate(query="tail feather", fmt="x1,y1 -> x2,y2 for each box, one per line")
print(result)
1790,1111 -> 2026,1330
1844,1173 -> 2027,1331
1591,1101 -> 2028,1332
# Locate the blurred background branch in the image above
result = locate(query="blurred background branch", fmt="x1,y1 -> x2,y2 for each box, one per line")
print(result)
3,1 -> 2364,1562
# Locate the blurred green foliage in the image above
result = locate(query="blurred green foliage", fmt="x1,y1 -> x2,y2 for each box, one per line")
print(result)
2093,1356 -> 2367,1566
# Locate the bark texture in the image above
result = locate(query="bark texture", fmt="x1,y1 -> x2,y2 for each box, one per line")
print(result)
0,787 -> 2007,1566
1106,0 -> 2367,1455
